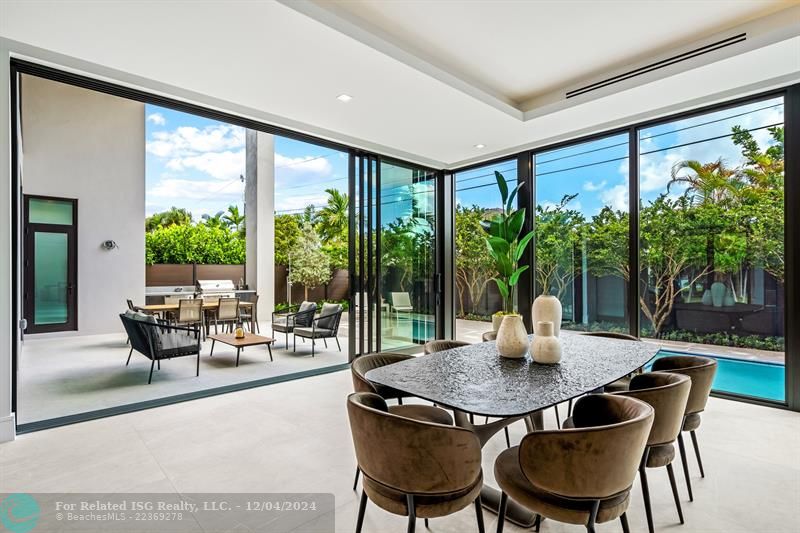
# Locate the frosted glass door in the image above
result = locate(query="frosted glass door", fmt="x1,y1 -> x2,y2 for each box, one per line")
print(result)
34,232 -> 69,325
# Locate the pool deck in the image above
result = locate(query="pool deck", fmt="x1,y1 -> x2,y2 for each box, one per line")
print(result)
455,319 -> 785,364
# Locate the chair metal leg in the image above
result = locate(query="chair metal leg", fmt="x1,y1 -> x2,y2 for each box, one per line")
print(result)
497,492 -> 508,533
148,359 -> 155,384
157,360 -> 160,370
126,348 -> 133,366
620,512 -> 631,533
667,463 -> 685,524
474,496 -> 485,533
293,334 -> 296,352
586,500 -> 600,533
336,336 -> 341,351
677,432 -> 694,501
690,429 -> 705,478
407,494 -> 416,533
534,513 -> 541,533
323,338 -> 328,348
424,518 -> 429,528
567,397 -> 573,417
639,463 -> 654,533
553,404 -> 561,428
504,427 -> 511,448
312,339 -> 315,357
355,490 -> 368,533
353,467 -> 360,491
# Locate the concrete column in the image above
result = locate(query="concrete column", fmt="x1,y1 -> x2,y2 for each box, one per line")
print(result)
245,130 -> 275,327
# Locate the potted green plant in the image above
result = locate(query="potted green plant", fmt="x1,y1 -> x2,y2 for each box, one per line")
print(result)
483,171 -> 535,357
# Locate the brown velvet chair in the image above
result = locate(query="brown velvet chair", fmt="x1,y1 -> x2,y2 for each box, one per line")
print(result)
350,352 -> 454,491
347,392 -> 485,533
482,331 -> 497,342
494,394 -> 654,533
651,354 -> 718,502
615,372 -> 691,533
423,339 -> 470,354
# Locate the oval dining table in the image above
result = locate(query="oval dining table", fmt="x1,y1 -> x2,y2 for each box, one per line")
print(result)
365,333 -> 659,527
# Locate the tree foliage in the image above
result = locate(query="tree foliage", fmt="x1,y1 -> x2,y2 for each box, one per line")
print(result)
288,221 -> 332,299
455,205 -> 495,315
145,207 -> 192,232
146,223 -> 245,265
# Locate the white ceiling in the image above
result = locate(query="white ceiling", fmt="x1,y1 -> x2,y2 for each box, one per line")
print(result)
1,1 -> 798,168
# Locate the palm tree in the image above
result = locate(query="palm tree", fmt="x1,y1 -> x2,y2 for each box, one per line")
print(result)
222,205 -> 245,234
145,206 -> 192,232
316,188 -> 349,243
202,211 -> 225,229
668,159 -> 741,206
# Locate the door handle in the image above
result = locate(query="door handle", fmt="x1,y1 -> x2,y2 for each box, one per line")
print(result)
67,284 -> 74,295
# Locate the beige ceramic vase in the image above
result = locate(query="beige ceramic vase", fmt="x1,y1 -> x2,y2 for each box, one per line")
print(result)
496,315 -> 529,359
492,313 -> 504,332
532,320 -> 562,364
531,295 -> 562,336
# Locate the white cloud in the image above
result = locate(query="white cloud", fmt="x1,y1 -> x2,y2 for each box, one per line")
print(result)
274,153 -> 333,176
166,149 -> 245,181
146,112 -> 166,126
583,180 -> 607,191
599,184 -> 629,211
149,177 -> 244,201
274,192 -> 330,214
146,124 -> 245,158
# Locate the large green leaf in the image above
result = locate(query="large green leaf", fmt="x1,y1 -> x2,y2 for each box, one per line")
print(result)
514,230 -> 535,261
506,182 -> 524,213
509,264 -> 529,287
494,277 -> 509,300
507,209 -> 525,241
487,236 -> 510,256
495,171 -> 509,205
495,254 -> 513,276
482,215 -> 506,239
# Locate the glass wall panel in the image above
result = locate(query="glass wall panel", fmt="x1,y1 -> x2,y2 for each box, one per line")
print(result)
638,97 -> 785,401
33,232 -> 69,325
379,161 -> 437,351
534,134 -> 630,333
29,198 -> 73,225
454,160 -> 517,341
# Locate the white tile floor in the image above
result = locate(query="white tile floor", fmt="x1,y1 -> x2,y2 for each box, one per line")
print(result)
2,369 -> 798,533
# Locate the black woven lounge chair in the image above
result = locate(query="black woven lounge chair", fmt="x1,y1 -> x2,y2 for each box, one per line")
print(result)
271,301 -> 317,348
120,312 -> 201,384
293,303 -> 343,357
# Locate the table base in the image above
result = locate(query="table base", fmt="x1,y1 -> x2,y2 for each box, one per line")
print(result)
480,486 -> 539,528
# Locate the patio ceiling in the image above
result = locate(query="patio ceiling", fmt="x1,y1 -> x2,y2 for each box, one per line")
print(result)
1,1 -> 798,168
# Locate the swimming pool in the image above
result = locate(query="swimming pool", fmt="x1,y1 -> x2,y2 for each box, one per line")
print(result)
652,351 -> 785,402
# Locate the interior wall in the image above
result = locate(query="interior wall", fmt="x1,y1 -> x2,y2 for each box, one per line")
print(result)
20,74 -> 145,336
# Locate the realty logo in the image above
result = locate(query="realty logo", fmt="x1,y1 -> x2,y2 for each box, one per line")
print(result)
0,493 -> 40,533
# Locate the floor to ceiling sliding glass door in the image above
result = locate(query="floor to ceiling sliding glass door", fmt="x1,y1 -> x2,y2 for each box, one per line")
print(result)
350,156 -> 440,356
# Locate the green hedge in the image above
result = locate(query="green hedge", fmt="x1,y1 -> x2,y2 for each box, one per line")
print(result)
146,224 -> 245,265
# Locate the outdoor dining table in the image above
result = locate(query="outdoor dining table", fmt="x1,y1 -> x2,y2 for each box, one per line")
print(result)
140,301 -> 255,334
365,334 -> 659,527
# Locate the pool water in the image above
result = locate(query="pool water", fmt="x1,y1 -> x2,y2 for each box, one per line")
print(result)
652,351 -> 785,402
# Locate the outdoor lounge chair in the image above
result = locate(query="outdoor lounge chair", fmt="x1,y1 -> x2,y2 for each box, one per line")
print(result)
390,292 -> 413,322
271,301 -> 317,348
119,311 -> 201,384
293,302 -> 343,357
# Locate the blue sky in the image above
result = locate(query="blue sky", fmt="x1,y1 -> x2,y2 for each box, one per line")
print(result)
455,96 -> 784,216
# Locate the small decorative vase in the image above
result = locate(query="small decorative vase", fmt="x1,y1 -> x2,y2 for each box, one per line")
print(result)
496,315 -> 529,359
235,321 -> 245,339
532,321 -> 562,364
532,295 -> 562,336
710,281 -> 726,308
723,288 -> 735,307
701,289 -> 712,306
492,313 -> 504,332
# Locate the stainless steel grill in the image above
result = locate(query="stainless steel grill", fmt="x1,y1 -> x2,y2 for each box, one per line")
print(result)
196,279 -> 237,299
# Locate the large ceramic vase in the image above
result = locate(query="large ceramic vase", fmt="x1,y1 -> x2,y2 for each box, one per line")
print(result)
492,313 -> 504,332
710,281 -> 726,308
531,295 -> 562,336
532,321 -> 562,364
496,315 -> 529,359
723,287 -> 735,307
701,289 -> 712,306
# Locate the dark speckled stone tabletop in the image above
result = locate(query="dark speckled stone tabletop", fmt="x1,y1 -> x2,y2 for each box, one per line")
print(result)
366,335 -> 658,418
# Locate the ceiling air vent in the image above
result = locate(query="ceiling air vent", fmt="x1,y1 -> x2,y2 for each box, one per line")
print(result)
566,33 -> 747,99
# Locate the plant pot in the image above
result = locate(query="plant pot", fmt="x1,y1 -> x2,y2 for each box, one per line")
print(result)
532,321 -> 562,364
531,295 -> 562,336
710,281 -> 726,308
723,287 -> 735,307
496,315 -> 529,359
701,289 -> 712,306
492,314 -> 505,332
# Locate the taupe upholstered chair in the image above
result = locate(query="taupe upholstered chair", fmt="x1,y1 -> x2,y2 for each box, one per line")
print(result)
651,355 -> 718,502
215,297 -> 239,334
350,352 -> 453,491
614,372 -> 691,533
347,392 -> 485,533
176,298 -> 204,339
482,330 -> 497,342
494,394 -> 654,533
239,293 -> 259,333
423,339 -> 470,354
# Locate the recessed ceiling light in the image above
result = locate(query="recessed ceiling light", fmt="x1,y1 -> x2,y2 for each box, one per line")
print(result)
474,144 -> 486,149
337,94 -> 353,102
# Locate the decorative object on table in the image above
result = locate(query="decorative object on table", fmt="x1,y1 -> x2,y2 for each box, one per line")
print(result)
531,320 -> 561,364
723,287 -> 735,307
531,294 -> 562,336
496,315 -> 529,359
483,170 -> 535,343
701,288 -> 712,305
710,280 -> 726,307
234,320 -> 245,339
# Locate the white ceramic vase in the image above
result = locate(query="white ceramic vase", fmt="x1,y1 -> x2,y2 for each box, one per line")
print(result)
701,289 -> 712,306
532,321 -> 562,364
492,313 -> 504,332
723,287 -> 735,307
496,315 -> 529,359
532,295 -> 562,336
710,281 -> 726,308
